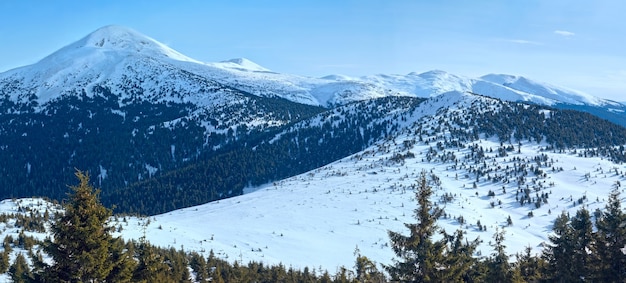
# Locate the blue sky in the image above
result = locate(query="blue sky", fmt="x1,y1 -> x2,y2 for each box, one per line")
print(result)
1,0 -> 625,100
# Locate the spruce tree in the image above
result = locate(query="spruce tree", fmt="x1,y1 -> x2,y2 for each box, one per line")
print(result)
542,212 -> 572,282
570,208 -> 595,281
484,229 -> 523,283
132,238 -> 171,282
43,170 -> 132,282
354,247 -> 385,283
386,171 -> 480,282
594,188 -> 626,282
386,172 -> 445,282
440,229 -> 481,282
9,253 -> 33,283
29,250 -> 47,282
104,237 -> 136,282
515,246 -> 544,282
542,210 -> 590,282
189,251 -> 209,282
0,250 -> 9,273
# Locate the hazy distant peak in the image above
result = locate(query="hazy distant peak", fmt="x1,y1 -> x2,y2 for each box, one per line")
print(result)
480,73 -> 606,106
416,69 -> 451,77
216,57 -> 271,72
480,73 -> 520,84
320,74 -> 354,81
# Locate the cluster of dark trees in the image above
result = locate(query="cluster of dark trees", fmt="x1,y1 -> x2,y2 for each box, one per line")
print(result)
0,85 -> 326,215
115,96 -> 425,215
0,87 -> 427,216
384,172 -> 626,283
465,100 -> 626,162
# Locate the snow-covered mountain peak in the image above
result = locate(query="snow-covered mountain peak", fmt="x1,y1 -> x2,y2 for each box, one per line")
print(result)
479,73 -> 520,85
480,73 -> 607,106
320,74 -> 354,81
214,57 -> 271,72
406,70 -> 473,97
40,25 -> 199,64
415,69 -> 451,78
82,25 -> 159,49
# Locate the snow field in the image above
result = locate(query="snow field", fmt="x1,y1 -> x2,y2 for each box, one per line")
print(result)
112,135 -> 624,271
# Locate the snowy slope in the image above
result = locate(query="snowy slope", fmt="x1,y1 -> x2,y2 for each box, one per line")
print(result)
115,143 -> 619,270
0,198 -> 59,282
211,58 -> 272,72
107,92 -> 625,270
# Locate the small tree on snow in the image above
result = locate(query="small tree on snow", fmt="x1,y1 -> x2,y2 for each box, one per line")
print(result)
386,171 -> 480,282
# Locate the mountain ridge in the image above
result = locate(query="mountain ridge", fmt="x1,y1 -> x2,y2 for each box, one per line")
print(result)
1,25 -> 623,112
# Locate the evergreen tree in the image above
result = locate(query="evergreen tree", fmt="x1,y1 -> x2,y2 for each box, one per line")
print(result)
132,238 -> 171,282
484,228 -> 522,283
543,208 -> 595,282
542,212 -> 577,282
594,188 -> 626,282
319,271 -> 333,283
29,250 -> 47,282
42,170 -> 132,282
189,251 -> 209,282
515,246 -> 544,283
386,172 -> 445,282
570,208 -> 595,281
9,253 -> 33,283
104,237 -> 136,282
334,267 -> 354,283
211,265 -> 226,283
441,229 -> 481,282
354,248 -> 385,283
386,171 -> 480,282
0,250 -> 9,274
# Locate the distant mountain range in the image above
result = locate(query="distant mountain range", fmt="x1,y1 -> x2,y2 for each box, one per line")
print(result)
2,25 -> 624,112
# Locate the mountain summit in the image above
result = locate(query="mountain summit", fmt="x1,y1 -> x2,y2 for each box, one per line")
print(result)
479,73 -> 605,106
215,58 -> 271,72
41,25 -> 200,64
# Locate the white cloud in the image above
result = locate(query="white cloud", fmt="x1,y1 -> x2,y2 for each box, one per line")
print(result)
554,30 -> 575,37
506,39 -> 542,45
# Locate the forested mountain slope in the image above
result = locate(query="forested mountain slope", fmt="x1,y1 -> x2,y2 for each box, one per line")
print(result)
114,92 -> 626,269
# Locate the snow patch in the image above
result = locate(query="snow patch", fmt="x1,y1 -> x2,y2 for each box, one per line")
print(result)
145,163 -> 158,178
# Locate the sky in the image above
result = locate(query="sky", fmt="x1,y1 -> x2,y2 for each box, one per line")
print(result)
1,0 -> 625,101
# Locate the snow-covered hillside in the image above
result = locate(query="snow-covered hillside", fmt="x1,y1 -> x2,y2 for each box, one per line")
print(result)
0,198 -> 59,282
108,92 -> 625,270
